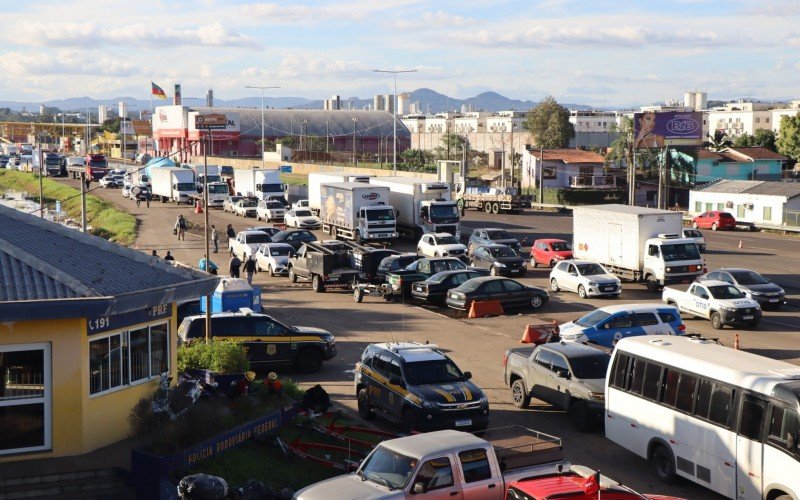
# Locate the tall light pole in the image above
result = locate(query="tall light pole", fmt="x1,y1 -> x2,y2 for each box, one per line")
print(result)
352,117 -> 358,164
373,68 -> 417,175
245,85 -> 280,169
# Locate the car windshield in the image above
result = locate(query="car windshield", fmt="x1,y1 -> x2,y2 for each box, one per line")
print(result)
359,447 -> 416,491
489,246 -> 516,258
294,209 -> 313,217
550,241 -> 572,251
429,204 -> 459,222
403,359 -> 464,385
684,230 -> 702,238
487,230 -> 511,240
709,285 -> 745,299
575,310 -> 612,328
437,235 -> 459,245
246,234 -> 272,244
241,199 -> 257,207
570,354 -> 610,380
367,208 -> 396,221
431,260 -> 467,273
208,184 -> 229,194
729,270 -> 769,285
577,263 -> 606,276
661,243 -> 701,262
177,183 -> 196,191
268,246 -> 291,256
266,201 -> 283,209
260,183 -> 283,193
229,197 -> 243,204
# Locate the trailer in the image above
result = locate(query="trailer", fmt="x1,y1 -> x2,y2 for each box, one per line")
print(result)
150,166 -> 197,204
319,182 -> 398,244
457,187 -> 531,214
233,168 -> 287,204
369,176 -> 460,240
308,172 -> 372,214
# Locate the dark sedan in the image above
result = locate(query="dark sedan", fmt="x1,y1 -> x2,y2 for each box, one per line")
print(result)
269,229 -> 317,251
470,244 -> 527,277
410,270 -> 483,305
446,276 -> 549,311
698,268 -> 786,309
246,226 -> 282,238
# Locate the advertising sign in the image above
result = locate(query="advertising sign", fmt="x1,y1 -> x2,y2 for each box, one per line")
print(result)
153,106 -> 188,138
194,113 -> 228,130
280,165 -> 292,173
633,111 -> 703,149
188,112 -> 240,140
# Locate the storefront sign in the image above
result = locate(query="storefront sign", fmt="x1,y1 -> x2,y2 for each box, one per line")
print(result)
87,304 -> 172,335
194,113 -> 229,130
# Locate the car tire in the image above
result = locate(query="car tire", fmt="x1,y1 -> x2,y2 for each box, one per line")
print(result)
570,401 -> 591,432
269,266 -> 276,277
645,275 -> 659,293
288,268 -> 297,283
710,312 -> 723,330
295,348 -> 324,373
650,444 -> 677,484
549,259 -> 557,268
357,388 -> 374,420
312,275 -> 325,293
490,266 -> 498,276
578,285 -> 588,299
692,221 -> 699,229
511,379 -> 530,409
532,260 -> 538,268
550,279 -> 560,292
401,408 -> 417,433
711,222 -> 718,231
530,295 -> 545,309
353,287 -> 363,303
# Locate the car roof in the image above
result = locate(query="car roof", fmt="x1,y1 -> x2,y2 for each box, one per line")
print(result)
185,311 -> 273,321
540,342 -> 610,358
241,230 -> 267,236
534,238 -> 569,243
475,243 -> 512,250
474,227 -> 503,231
695,279 -> 733,287
383,430 -> 487,459
589,303 -> 676,314
429,232 -> 456,238
370,342 -> 447,362
460,276 -> 513,284
559,259 -> 601,266
261,243 -> 293,249
716,268 -> 755,274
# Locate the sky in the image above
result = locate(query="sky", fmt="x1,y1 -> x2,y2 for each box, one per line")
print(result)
1,0 -> 799,108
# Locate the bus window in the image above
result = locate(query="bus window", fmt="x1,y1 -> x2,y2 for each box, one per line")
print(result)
675,373 -> 698,413
769,406 -> 800,457
662,369 -> 679,407
709,384 -> 734,427
739,396 -> 767,441
695,379 -> 713,419
642,362 -> 663,401
610,353 -> 630,390
630,358 -> 646,395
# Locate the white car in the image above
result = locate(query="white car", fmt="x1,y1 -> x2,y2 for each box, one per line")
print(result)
99,175 -> 123,188
549,260 -> 621,298
254,243 -> 294,276
292,199 -> 310,210
284,208 -> 321,229
256,200 -> 286,222
682,228 -> 706,252
233,198 -> 258,217
416,232 -> 467,258
223,195 -> 244,213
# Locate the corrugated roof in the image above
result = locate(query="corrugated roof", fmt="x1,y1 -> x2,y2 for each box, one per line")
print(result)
0,204 -> 214,302
729,147 -> 788,161
695,179 -> 800,199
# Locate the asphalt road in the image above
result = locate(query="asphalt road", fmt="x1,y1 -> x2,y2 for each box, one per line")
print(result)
62,171 -> 800,499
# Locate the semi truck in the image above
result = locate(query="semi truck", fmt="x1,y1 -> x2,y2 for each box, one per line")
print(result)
233,168 -> 287,205
572,204 -> 704,292
369,176 -> 461,240
319,182 -> 398,244
456,183 -> 531,214
66,154 -> 108,180
307,172 -> 371,214
150,166 -> 197,204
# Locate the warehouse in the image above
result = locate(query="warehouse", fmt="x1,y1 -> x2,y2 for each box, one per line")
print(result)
689,179 -> 800,228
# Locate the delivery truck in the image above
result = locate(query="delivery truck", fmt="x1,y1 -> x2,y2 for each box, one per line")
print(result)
150,166 -> 197,204
185,164 -> 221,190
233,168 -> 287,205
319,182 -> 398,244
572,204 -> 704,292
369,176 -> 461,240
308,172 -> 372,214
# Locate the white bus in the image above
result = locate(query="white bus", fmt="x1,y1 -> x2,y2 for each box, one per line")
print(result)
606,335 -> 800,499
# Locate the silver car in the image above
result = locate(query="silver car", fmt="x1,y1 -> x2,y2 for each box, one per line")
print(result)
549,260 -> 621,298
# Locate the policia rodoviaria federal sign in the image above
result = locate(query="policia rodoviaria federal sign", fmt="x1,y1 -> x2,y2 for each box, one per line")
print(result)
194,113 -> 228,130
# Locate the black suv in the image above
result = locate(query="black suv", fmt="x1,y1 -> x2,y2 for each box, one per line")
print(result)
178,311 -> 336,373
355,342 -> 489,432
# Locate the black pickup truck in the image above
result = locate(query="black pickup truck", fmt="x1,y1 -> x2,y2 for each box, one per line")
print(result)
386,257 -> 488,298
287,241 -> 364,292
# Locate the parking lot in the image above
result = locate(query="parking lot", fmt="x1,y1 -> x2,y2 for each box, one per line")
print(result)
60,170 -> 800,499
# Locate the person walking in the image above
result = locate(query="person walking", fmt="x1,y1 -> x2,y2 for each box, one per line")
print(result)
226,224 -> 235,239
145,190 -> 152,208
211,225 -> 219,253
135,189 -> 142,207
243,255 -> 257,284
229,254 -> 242,278
175,215 -> 187,241
164,251 -> 175,261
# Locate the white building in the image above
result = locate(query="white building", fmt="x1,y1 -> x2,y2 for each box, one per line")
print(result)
706,101 -> 776,138
98,105 -> 108,123
570,110 -> 623,148
520,148 -> 612,190
771,100 -> 800,133
689,179 -> 800,228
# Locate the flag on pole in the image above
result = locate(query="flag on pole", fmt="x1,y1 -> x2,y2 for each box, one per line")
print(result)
151,82 -> 167,100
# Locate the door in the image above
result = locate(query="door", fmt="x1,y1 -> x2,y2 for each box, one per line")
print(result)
546,353 -> 572,410
471,248 -> 489,270
481,280 -> 505,303
408,456 -> 462,499
530,349 -> 555,400
631,312 -> 662,336
458,448 -> 501,499
599,313 -> 633,346
500,279 -> 529,308
689,284 -> 711,317
0,343 -> 51,456
736,394 -> 767,499
250,317 -> 293,365
367,354 -> 391,412
563,263 -> 579,292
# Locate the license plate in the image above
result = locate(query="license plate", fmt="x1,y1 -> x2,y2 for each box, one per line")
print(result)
511,269 -> 520,273
743,315 -> 754,320
455,419 -> 472,427
770,298 -> 779,302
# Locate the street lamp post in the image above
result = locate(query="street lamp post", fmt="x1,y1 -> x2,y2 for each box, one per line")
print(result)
373,68 -> 417,175
352,117 -> 358,164
245,85 -> 280,169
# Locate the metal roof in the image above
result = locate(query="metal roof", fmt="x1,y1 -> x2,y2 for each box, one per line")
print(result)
695,179 -> 800,199
191,107 -> 410,139
572,204 -> 674,215
0,204 -> 219,319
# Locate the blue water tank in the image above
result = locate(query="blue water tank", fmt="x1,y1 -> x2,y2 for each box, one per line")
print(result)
200,278 -> 262,313
143,157 -> 177,179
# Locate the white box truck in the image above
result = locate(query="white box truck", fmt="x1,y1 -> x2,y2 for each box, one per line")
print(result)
308,172 -> 372,214
203,182 -> 230,208
185,164 -> 222,189
369,176 -> 461,240
150,166 -> 197,204
233,168 -> 287,205
319,182 -> 398,244
572,204 -> 704,292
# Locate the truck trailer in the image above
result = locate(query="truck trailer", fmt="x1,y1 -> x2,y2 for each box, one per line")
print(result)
319,182 -> 398,244
572,204 -> 704,292
369,176 -> 461,240
150,166 -> 197,204
233,168 -> 287,204
307,172 -> 371,214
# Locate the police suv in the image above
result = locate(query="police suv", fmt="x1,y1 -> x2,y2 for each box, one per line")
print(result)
355,342 -> 489,433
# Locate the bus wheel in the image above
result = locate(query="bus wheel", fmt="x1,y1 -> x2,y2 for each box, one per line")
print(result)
650,444 -> 677,484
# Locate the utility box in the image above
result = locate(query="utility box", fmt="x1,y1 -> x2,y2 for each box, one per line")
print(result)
200,278 -> 262,313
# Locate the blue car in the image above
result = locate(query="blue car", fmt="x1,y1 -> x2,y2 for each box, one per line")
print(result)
558,304 -> 684,348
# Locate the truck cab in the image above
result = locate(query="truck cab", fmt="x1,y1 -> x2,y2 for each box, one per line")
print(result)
419,200 -> 460,239
641,234 -> 704,292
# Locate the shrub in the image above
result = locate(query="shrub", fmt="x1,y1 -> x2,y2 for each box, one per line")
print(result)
177,340 -> 250,374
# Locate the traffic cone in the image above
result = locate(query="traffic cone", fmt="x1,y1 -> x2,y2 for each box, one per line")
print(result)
738,240 -> 743,249
734,333 -> 740,350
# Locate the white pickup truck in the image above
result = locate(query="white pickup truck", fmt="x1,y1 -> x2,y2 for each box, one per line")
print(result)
227,230 -> 273,261
662,280 -> 762,330
294,427 -> 566,500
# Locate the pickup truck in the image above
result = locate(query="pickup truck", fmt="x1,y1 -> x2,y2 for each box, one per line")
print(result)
228,230 -> 274,261
662,280 -> 762,329
294,427 -> 566,500
287,241 -> 362,293
386,257 -> 482,298
503,343 -> 610,431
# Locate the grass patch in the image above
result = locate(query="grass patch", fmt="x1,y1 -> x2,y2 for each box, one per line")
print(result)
0,170 -> 137,244
280,173 -> 308,186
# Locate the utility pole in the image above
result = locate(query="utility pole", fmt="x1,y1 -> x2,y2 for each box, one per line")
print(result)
245,85 -> 280,169
38,141 -> 44,218
80,172 -> 87,231
538,145 -> 544,204
352,117 -> 358,164
203,136 -> 211,344
373,68 -> 418,175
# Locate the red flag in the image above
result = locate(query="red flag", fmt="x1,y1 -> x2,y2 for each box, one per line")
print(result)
151,82 -> 167,99
582,470 -> 600,496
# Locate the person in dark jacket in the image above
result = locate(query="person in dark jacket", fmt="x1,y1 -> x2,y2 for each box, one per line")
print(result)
243,256 -> 257,284
229,255 -> 241,278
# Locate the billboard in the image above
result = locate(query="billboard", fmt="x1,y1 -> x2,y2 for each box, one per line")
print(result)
633,111 -> 703,148
188,112 -> 240,140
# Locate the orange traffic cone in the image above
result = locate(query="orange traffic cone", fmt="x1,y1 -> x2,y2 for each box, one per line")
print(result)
734,333 -> 740,350
738,240 -> 743,249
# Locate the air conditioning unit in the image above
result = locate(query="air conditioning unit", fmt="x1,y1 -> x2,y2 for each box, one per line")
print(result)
229,151 -> 238,156
725,201 -> 733,208
746,203 -> 754,210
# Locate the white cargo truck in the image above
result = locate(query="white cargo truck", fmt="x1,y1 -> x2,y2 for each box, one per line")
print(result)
369,176 -> 461,240
233,168 -> 287,204
185,164 -> 222,190
572,204 -> 704,292
150,166 -> 197,204
203,182 -> 230,207
319,182 -> 398,244
308,172 -> 371,214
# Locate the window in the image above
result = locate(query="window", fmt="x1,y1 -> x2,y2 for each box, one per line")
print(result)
459,449 -> 492,483
705,203 -> 713,211
642,362 -> 663,401
388,360 -> 402,381
608,313 -> 632,329
550,354 -> 569,376
675,373 -> 698,412
695,201 -> 702,212
739,396 -> 767,441
89,322 -> 169,395
769,406 -> 800,457
737,205 -> 745,219
253,318 -> 288,337
632,312 -> 659,327
630,358 -> 646,395
543,166 -> 557,179
662,369 -> 680,407
764,206 -> 772,221
610,353 -> 630,390
502,280 -> 524,292
483,280 -> 504,293
717,203 -> 725,212
658,311 -> 677,324
708,384 -> 734,426
534,350 -> 555,369
413,458 -> 454,491
372,355 -> 390,378
0,344 -> 50,455
755,118 -> 761,123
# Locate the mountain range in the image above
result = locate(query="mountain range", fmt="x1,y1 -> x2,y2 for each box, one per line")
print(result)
0,88 -> 591,115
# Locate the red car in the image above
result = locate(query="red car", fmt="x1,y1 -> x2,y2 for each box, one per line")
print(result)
692,211 -> 736,231
505,465 -> 686,500
530,239 -> 573,267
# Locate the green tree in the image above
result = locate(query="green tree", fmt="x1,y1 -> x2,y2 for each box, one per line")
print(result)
400,148 -> 433,171
704,130 -> 732,152
777,114 -> 800,164
732,130 -> 776,150
522,96 -> 575,149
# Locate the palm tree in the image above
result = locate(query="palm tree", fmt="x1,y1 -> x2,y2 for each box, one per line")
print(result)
704,130 -> 732,152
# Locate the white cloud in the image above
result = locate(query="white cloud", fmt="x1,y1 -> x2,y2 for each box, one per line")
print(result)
2,50 -> 138,78
394,10 -> 478,30
241,54 -> 372,80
